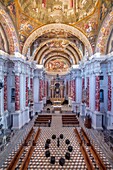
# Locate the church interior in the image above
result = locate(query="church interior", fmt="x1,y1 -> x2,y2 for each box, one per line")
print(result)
0,0 -> 113,169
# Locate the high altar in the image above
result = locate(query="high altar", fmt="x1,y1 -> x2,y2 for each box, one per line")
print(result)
50,75 -> 65,112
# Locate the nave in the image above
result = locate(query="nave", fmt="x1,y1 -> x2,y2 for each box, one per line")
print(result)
0,105 -> 113,170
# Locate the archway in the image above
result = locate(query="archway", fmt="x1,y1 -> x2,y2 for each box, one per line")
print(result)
95,10 -> 113,54
0,3 -> 20,54
22,23 -> 93,57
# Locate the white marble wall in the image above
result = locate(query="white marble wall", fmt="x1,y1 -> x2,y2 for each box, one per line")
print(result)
106,55 -> 113,129
1,51 -> 113,130
34,66 -> 44,113
0,52 -> 36,130
0,53 -> 9,130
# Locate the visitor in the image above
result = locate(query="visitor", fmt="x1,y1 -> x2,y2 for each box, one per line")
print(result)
48,120 -> 51,127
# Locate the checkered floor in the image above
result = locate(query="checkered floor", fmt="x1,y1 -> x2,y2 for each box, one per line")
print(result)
1,114 -> 113,170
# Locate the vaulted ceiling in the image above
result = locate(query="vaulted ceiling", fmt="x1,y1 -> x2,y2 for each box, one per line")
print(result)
0,0 -> 112,74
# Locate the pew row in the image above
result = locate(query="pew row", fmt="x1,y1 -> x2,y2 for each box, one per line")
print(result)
6,144 -> 24,170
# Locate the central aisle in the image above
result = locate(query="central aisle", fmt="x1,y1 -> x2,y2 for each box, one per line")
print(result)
28,115 -> 86,169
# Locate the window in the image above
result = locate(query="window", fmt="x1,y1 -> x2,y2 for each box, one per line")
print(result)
11,88 -> 15,102
100,89 -> 104,103
100,76 -> 104,80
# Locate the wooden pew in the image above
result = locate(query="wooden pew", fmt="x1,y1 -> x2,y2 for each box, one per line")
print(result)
74,128 -> 82,145
24,127 -> 34,146
20,146 -> 34,170
6,145 -> 24,170
80,145 -> 94,170
32,128 -> 41,146
81,127 -> 90,146
90,144 -> 107,170
34,121 -> 48,126
20,128 -> 41,170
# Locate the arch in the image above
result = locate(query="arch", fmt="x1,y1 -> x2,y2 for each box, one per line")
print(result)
36,48 -> 77,64
42,53 -> 73,65
0,3 -> 20,54
106,28 -> 113,54
44,55 -> 72,67
22,23 -> 93,57
95,10 -> 113,54
0,24 -> 8,52
33,38 -> 82,64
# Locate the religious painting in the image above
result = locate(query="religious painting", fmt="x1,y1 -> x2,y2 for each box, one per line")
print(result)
17,0 -> 98,24
45,58 -> 70,74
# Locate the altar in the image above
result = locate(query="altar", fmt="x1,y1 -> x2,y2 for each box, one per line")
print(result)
53,104 -> 62,113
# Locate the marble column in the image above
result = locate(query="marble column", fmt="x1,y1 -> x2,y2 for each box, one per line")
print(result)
26,76 -> 28,107
72,80 -> 76,101
66,81 -> 68,96
95,76 -> 100,111
60,86 -> 63,98
43,80 -> 46,97
4,75 -> 7,111
86,77 -> 89,107
69,80 -> 71,97
108,75 -> 111,111
52,87 -> 54,98
39,79 -> 43,101
82,78 -> 85,102
30,77 -> 33,102
46,81 -> 48,97
15,75 -> 20,111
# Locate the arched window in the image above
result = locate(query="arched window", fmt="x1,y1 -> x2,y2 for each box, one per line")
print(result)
100,89 -> 104,103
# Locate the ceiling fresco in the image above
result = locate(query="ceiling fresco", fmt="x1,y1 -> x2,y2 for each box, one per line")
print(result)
0,0 -> 113,74
30,33 -> 85,58
45,57 -> 70,74
18,0 -> 98,24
